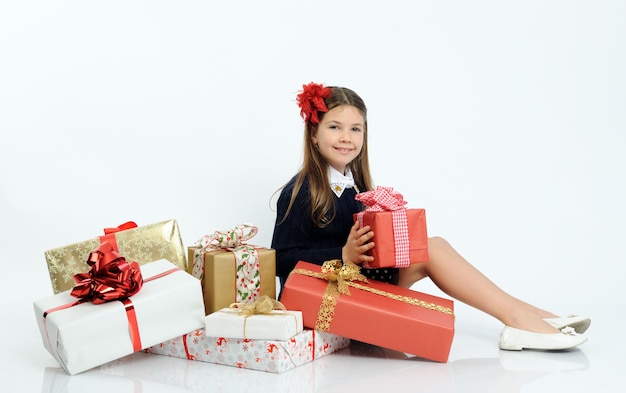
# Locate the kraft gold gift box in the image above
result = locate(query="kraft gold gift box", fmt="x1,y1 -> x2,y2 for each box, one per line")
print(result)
188,246 -> 276,315
44,219 -> 188,294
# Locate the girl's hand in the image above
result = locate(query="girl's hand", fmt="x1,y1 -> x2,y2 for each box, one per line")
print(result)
342,221 -> 375,265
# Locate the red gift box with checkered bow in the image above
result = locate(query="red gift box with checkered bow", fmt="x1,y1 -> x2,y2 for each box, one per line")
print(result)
354,187 -> 429,268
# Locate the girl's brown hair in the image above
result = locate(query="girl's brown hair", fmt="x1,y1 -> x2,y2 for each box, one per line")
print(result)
281,85 -> 374,227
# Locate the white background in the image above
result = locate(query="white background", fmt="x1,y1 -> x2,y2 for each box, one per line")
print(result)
1,1 -> 624,391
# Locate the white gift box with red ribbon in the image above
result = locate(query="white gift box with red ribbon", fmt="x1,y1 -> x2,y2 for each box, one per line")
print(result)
33,259 -> 206,375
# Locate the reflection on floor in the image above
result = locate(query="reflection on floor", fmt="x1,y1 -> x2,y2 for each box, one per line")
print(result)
38,335 -> 603,393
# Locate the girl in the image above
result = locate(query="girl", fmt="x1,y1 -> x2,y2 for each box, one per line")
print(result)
271,82 -> 590,351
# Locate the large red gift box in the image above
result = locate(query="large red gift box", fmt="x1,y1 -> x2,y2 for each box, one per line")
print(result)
280,260 -> 455,362
354,187 -> 429,268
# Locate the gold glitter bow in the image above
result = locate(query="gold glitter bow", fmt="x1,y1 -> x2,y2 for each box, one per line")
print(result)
229,295 -> 296,339
291,260 -> 454,332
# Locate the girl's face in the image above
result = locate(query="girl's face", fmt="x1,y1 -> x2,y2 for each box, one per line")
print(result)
312,104 -> 365,174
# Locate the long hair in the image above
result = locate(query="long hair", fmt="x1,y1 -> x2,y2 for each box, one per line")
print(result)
281,86 -> 373,227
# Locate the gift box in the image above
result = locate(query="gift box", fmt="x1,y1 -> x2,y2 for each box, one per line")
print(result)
354,186 -> 428,268
190,224 -> 276,315
205,305 -> 303,341
34,258 -> 206,375
146,328 -> 350,374
44,219 -> 188,293
280,260 -> 455,362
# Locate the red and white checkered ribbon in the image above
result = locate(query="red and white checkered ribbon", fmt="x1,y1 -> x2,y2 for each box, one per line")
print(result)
355,186 -> 411,268
192,224 -> 262,304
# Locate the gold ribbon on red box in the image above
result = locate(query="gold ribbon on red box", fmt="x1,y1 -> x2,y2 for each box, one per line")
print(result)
291,260 -> 454,332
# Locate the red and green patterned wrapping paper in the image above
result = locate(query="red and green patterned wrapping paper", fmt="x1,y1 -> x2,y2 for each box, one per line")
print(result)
146,328 -> 350,373
280,261 -> 455,363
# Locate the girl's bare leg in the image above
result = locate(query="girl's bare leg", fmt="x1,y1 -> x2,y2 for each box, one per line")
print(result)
398,236 -> 560,334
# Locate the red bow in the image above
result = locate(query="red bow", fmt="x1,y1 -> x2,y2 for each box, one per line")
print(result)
355,186 -> 407,212
71,241 -> 143,304
296,82 -> 332,125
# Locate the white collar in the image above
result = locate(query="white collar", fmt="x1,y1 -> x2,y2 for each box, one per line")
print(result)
328,166 -> 355,198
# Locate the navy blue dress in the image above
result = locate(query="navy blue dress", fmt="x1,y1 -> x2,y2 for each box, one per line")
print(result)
271,175 -> 399,295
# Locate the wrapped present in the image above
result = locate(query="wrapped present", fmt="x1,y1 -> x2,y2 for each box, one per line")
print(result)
146,328 -> 350,374
280,260 -> 455,363
44,219 -> 188,293
205,296 -> 303,340
34,243 -> 205,375
354,186 -> 428,268
190,223 -> 276,315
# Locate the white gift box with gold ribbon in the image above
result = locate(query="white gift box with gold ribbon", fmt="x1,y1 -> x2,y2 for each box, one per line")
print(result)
205,302 -> 303,341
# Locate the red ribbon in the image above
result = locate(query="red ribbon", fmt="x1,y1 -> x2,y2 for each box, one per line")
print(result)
103,221 -> 138,235
71,241 -> 143,304
99,221 -> 138,252
355,186 -> 407,212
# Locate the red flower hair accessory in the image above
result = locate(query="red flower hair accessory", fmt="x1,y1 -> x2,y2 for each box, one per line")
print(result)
296,82 -> 332,125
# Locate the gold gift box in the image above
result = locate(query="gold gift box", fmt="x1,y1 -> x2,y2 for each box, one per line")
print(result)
45,219 -> 188,294
188,246 -> 276,315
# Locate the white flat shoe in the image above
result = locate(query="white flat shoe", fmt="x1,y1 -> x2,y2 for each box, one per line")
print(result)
543,315 -> 591,334
499,326 -> 587,351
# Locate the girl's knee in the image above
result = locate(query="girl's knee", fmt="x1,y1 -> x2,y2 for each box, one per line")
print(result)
428,236 -> 449,249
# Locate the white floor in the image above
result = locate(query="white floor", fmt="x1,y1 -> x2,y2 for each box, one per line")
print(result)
5,300 -> 622,393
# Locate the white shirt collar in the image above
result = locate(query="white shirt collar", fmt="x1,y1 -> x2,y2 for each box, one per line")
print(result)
328,166 -> 355,198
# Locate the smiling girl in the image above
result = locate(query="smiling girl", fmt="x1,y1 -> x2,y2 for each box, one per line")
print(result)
271,82 -> 590,351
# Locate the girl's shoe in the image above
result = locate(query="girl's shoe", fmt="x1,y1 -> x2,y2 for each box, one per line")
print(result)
543,315 -> 591,334
499,326 -> 587,351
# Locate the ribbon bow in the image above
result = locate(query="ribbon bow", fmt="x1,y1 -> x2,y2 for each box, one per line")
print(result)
229,295 -> 294,339
71,241 -> 143,304
355,186 -> 407,211
319,259 -> 369,295
196,223 -> 258,251
230,295 -> 286,316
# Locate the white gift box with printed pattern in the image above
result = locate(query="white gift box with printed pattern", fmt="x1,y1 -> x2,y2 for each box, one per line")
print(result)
146,328 -> 350,373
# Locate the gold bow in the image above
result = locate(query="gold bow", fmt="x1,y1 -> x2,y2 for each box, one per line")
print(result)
291,260 -> 454,332
230,295 -> 286,316
229,295 -> 295,339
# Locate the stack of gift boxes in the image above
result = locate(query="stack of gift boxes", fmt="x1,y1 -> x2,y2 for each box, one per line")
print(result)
33,188 -> 456,377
